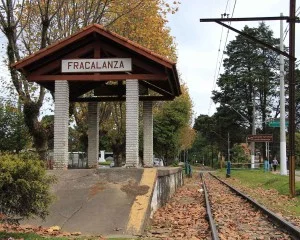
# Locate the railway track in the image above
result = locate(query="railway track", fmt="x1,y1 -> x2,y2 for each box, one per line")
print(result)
143,171 -> 300,239
201,172 -> 300,240
142,175 -> 211,239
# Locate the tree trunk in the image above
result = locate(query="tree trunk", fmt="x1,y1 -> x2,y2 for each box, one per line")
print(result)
23,101 -> 48,160
112,141 -> 125,167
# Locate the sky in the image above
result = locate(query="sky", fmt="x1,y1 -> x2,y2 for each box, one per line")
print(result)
167,0 -> 298,119
0,0 -> 298,119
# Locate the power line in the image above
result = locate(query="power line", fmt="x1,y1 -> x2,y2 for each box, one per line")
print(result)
206,0 -> 230,116
208,0 -> 237,115
283,5 -> 300,41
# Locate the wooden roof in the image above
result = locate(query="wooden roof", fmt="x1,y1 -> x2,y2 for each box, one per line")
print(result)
12,24 -> 181,102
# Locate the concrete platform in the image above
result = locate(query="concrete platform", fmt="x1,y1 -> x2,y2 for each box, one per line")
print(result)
22,167 -> 182,237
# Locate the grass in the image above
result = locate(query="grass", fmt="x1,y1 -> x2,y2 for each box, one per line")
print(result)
0,232 -> 137,240
98,161 -> 112,166
215,168 -> 300,195
0,232 -> 68,240
214,169 -> 300,216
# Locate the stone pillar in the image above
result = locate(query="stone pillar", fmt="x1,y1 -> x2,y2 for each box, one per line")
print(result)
126,79 -> 139,167
53,80 -> 69,169
143,101 -> 153,167
88,102 -> 99,168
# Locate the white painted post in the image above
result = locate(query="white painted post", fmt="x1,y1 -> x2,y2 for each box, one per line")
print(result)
88,102 -> 100,168
143,101 -> 153,167
126,79 -> 139,167
280,13 -> 287,175
53,80 -> 69,169
251,96 -> 256,169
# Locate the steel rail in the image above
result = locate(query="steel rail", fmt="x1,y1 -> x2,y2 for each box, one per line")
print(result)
200,173 -> 220,240
209,173 -> 300,239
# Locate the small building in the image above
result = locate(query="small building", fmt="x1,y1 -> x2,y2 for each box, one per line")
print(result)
12,24 -> 181,169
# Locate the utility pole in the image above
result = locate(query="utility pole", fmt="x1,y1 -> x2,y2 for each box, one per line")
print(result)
200,0 -> 297,196
251,95 -> 256,169
280,13 -> 288,175
228,132 -> 230,162
288,0 -> 296,197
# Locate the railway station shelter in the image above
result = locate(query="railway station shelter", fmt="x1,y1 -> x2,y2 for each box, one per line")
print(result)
12,24 -> 181,169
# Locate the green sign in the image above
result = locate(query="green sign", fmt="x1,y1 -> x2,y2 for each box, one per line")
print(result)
268,121 -> 289,128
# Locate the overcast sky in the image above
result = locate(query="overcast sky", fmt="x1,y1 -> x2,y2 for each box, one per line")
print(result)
1,1 -> 298,119
167,0 -> 298,119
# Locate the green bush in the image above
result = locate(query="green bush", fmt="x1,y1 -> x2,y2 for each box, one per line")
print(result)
99,161 -> 112,166
172,160 -> 179,167
0,153 -> 56,224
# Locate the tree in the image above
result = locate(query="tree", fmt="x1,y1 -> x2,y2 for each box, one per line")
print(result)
189,132 -> 208,164
63,1 -> 180,165
153,85 -> 193,165
212,23 -> 281,158
100,102 -> 126,167
0,102 -> 31,152
41,115 -> 54,150
213,23 -> 279,129
230,144 -> 249,163
192,112 -> 248,166
0,0 -> 179,160
0,153 -> 56,223
178,126 -> 196,152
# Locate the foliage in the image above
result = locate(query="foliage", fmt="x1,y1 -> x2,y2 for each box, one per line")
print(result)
172,160 -> 179,167
212,23 -> 280,128
0,102 -> 31,152
178,126 -> 196,151
0,232 -> 68,240
0,0 -> 179,160
98,161 -> 112,166
0,153 -> 56,223
211,23 -> 282,159
153,85 -> 194,165
46,0 -> 180,163
108,0 -> 178,61
41,115 -> 54,150
189,132 -> 208,164
230,144 -> 249,163
100,102 -> 126,167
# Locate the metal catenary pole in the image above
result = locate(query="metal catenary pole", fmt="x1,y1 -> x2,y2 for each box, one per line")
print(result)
280,13 -> 288,176
200,0 -> 297,196
251,94 -> 256,169
228,132 -> 230,162
288,0 -> 296,197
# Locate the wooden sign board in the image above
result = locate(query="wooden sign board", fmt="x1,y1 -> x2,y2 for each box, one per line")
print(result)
61,58 -> 132,73
247,134 -> 273,142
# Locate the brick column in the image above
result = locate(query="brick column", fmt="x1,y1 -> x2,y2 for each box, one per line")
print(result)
143,101 -> 153,167
88,102 -> 99,168
53,80 -> 69,169
126,79 -> 139,167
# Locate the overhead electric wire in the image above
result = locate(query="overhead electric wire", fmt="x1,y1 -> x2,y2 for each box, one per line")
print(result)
207,3 -> 298,115
208,0 -> 237,115
283,5 -> 300,41
206,0 -> 230,115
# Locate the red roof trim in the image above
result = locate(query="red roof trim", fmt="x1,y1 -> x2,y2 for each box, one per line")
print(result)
12,24 -> 175,69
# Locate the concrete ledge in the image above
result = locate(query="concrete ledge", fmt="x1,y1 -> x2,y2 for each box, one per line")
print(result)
95,167 -> 144,183
157,167 -> 182,177
150,167 -> 183,217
